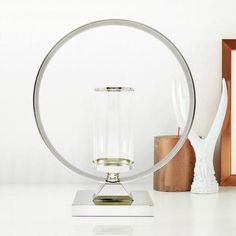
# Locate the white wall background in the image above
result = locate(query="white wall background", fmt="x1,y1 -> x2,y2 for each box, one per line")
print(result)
1,0 -> 236,183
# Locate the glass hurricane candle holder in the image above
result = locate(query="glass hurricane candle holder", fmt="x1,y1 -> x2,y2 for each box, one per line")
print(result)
92,87 -> 135,204
93,87 -> 134,182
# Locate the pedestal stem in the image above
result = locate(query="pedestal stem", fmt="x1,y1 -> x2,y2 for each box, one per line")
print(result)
106,173 -> 120,183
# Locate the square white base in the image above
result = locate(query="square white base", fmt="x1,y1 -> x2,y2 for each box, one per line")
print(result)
72,190 -> 154,217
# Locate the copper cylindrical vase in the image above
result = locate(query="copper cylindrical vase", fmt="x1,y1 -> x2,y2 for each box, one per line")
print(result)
154,135 -> 195,192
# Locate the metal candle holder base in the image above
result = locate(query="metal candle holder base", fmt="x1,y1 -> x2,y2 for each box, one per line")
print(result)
72,190 -> 154,217
93,182 -> 133,205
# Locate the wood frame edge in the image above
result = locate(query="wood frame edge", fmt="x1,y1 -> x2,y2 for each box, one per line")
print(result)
220,39 -> 236,185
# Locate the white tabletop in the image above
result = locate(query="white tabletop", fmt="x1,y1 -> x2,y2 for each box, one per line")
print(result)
0,184 -> 236,236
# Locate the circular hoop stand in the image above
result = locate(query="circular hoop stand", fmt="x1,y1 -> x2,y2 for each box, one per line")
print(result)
33,19 -> 196,216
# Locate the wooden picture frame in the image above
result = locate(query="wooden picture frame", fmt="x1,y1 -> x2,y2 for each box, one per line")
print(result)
221,39 -> 236,185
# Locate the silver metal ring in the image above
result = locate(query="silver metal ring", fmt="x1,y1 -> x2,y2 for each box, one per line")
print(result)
33,19 -> 196,182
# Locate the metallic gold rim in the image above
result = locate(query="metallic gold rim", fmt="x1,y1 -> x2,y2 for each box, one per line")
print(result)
93,196 -> 133,205
93,158 -> 134,167
94,87 -> 134,92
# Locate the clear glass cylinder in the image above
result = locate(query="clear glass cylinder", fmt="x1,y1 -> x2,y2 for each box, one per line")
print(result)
93,87 -> 134,173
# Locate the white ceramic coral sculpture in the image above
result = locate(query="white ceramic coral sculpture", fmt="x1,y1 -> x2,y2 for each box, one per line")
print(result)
172,79 -> 227,193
